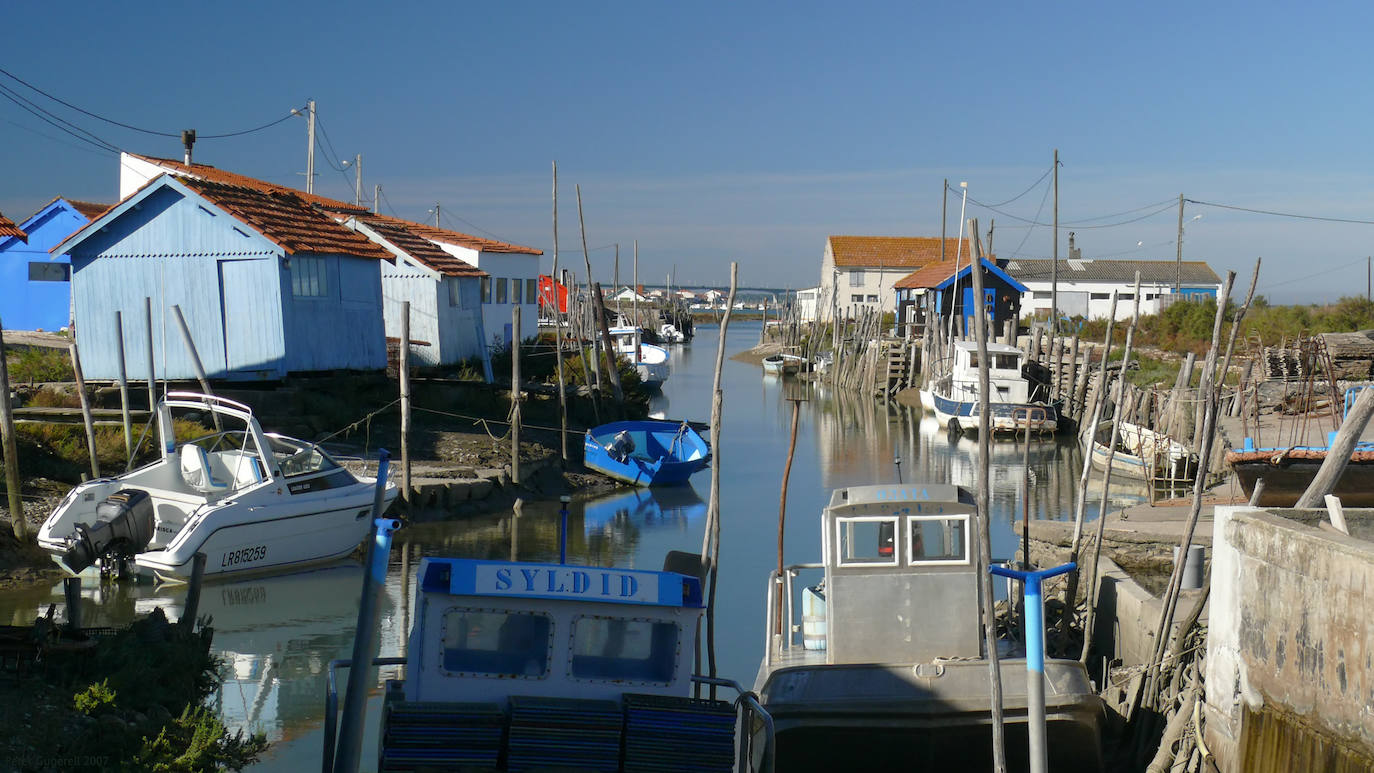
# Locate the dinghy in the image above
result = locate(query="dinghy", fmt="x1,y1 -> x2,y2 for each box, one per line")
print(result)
583,420 -> 710,486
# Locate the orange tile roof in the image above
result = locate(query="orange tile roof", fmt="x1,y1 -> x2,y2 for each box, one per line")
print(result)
65,198 -> 111,220
829,236 -> 970,269
894,260 -> 960,289
0,211 -> 25,241
129,153 -> 368,214
341,213 -> 487,277
177,177 -> 393,260
384,217 -> 542,256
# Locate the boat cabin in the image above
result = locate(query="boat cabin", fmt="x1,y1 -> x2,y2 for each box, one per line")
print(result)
948,340 -> 1030,404
817,483 -> 980,663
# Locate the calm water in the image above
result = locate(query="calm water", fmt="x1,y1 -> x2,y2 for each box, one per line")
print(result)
0,320 -> 1138,771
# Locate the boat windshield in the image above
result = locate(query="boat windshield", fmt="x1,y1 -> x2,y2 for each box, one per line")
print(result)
908,515 -> 970,565
570,615 -> 678,683
267,436 -> 340,478
835,517 -> 900,567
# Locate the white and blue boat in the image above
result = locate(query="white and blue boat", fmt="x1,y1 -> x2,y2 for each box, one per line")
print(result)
920,340 -> 1059,435
584,420 -> 711,487
324,548 -> 775,772
610,326 -> 671,391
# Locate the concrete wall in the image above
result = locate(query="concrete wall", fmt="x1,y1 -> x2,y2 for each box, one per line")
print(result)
1017,279 -> 1219,321
1206,506 -> 1374,772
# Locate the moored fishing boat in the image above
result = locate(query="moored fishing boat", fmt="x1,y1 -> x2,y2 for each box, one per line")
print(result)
754,483 -> 1103,771
37,392 -> 397,580
1086,419 -> 1196,487
610,325 -> 671,390
761,354 -> 803,376
583,420 -> 711,486
920,341 -> 1058,435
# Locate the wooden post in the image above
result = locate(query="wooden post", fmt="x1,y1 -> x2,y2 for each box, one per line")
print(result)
180,552 -> 207,632
114,311 -> 133,462
511,304 -> 522,487
400,301 -> 412,505
0,318 -> 25,539
1065,294 -> 1121,577
63,576 -> 82,631
1295,387 -> 1374,508
144,297 -> 157,411
69,341 -> 100,479
1066,333 -> 1080,419
551,162 -> 568,465
776,396 -> 802,635
171,305 -> 214,397
592,284 -> 625,409
701,262 -> 738,696
969,220 -> 1008,773
574,186 -> 605,399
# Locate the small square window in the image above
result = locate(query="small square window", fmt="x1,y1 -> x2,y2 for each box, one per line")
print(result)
908,515 -> 970,566
570,616 -> 678,684
851,294 -> 864,303
836,517 -> 899,566
291,256 -> 328,298
866,294 -> 878,303
849,270 -> 864,287
440,608 -> 552,678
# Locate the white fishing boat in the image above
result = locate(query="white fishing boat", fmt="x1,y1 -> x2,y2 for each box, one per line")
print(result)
761,353 -> 804,376
754,483 -> 1103,771
37,392 -> 398,580
659,322 -> 687,343
1086,419 -> 1195,485
920,341 -> 1058,434
610,325 -> 671,390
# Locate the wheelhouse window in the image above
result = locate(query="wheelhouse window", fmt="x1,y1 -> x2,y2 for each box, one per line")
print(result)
908,515 -> 970,566
441,608 -> 552,678
992,353 -> 1020,370
835,517 -> 899,566
291,256 -> 328,298
570,616 -> 678,684
267,436 -> 340,478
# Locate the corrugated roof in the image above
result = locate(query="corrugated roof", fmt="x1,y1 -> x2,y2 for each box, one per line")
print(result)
0,211 -> 26,241
128,153 -> 368,214
343,214 -> 486,277
1001,258 -> 1220,285
178,177 -> 393,260
829,236 -> 971,269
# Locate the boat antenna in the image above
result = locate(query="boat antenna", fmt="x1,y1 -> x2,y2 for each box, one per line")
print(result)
558,494 -> 571,564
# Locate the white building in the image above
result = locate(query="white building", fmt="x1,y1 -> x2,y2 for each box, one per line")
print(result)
610,286 -> 650,303
795,286 -> 821,322
1002,256 -> 1222,322
817,235 -> 971,321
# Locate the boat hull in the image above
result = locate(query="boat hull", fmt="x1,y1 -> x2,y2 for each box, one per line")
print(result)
583,421 -> 710,487
1228,450 -> 1374,506
929,391 -> 1059,434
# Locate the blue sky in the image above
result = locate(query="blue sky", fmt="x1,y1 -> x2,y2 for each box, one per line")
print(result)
4,2 -> 1374,302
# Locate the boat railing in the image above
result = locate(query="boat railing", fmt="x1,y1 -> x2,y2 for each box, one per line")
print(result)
323,658 -> 775,773
323,656 -> 407,773
691,675 -> 776,773
763,563 -> 824,664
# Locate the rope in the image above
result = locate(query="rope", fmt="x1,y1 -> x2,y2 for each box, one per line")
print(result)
412,405 -> 590,437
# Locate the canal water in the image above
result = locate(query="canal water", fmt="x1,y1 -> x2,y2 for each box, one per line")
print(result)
0,320 -> 1139,771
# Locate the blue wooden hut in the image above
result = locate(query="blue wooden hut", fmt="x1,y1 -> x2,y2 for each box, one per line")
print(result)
894,257 -> 1026,337
51,174 -> 394,381
0,197 -> 107,332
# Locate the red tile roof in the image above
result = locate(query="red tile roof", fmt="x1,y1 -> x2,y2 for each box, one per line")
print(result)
0,211 -> 25,241
386,218 -> 542,256
829,236 -> 970,269
177,177 -> 393,260
342,214 -> 487,277
893,257 -> 1000,289
128,153 -> 368,214
65,198 -> 111,221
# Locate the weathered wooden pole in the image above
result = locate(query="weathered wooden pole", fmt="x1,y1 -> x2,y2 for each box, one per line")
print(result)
68,340 -> 100,479
114,311 -> 133,462
144,297 -> 156,410
969,220 -> 1008,773
510,304 -> 521,487
0,318 -> 26,538
551,162 -> 568,465
179,552 -> 207,632
171,305 -> 214,398
702,262 -> 738,697
574,186 -> 604,398
776,395 -> 802,635
400,301 -> 412,505
591,283 -> 625,410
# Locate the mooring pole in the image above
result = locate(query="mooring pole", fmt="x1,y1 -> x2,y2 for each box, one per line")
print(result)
558,494 -> 571,564
0,316 -> 26,539
333,450 -> 398,773
399,302 -> 412,505
511,304 -> 521,486
68,340 -> 100,479
114,311 -> 133,462
144,297 -> 156,411
180,552 -> 207,632
990,562 -> 1077,773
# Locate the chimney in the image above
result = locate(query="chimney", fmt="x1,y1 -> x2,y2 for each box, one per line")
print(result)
1068,231 -> 1081,260
181,129 -> 197,165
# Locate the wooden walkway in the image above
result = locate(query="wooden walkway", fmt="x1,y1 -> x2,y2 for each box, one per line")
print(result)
12,407 -> 151,426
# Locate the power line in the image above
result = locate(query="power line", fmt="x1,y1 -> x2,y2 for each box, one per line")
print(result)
952,166 -> 1053,209
0,65 -> 300,140
2,115 -> 113,157
1257,256 -> 1366,290
1061,197 -> 1178,225
1008,169 -> 1054,259
0,82 -> 119,154
1187,198 -> 1374,226
968,196 -> 1177,230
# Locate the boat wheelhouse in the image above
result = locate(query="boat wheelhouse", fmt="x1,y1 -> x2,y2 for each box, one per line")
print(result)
921,340 -> 1058,435
334,555 -> 773,772
38,392 -> 397,580
754,483 -> 1102,771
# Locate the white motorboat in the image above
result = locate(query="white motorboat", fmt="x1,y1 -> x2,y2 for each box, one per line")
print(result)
920,340 -> 1058,434
658,322 -> 686,343
609,326 -> 671,390
37,392 -> 398,580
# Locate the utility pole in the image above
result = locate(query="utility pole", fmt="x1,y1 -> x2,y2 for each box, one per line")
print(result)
941,178 -> 948,264
305,99 -> 316,195
987,219 -> 995,256
352,154 -> 362,208
633,241 -> 639,328
373,184 -> 381,215
1175,194 -> 1185,294
434,203 -> 441,228
1368,256 -> 1371,303
1051,148 -> 1059,335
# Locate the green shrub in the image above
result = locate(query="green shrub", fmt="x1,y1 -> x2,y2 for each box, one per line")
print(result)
131,706 -> 267,773
73,679 -> 116,716
7,346 -> 74,384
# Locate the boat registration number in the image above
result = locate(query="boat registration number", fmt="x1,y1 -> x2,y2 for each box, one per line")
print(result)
222,545 -> 267,567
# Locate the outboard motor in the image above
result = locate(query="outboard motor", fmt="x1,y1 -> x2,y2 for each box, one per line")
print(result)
606,430 -> 636,462
63,489 -> 155,574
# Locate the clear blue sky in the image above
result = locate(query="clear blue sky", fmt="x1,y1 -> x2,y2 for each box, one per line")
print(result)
4,1 -> 1374,302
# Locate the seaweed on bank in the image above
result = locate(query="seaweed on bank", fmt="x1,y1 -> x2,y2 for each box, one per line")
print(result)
0,607 -> 267,772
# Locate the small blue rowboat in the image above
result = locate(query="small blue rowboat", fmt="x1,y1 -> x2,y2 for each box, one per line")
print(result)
583,420 -> 711,486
